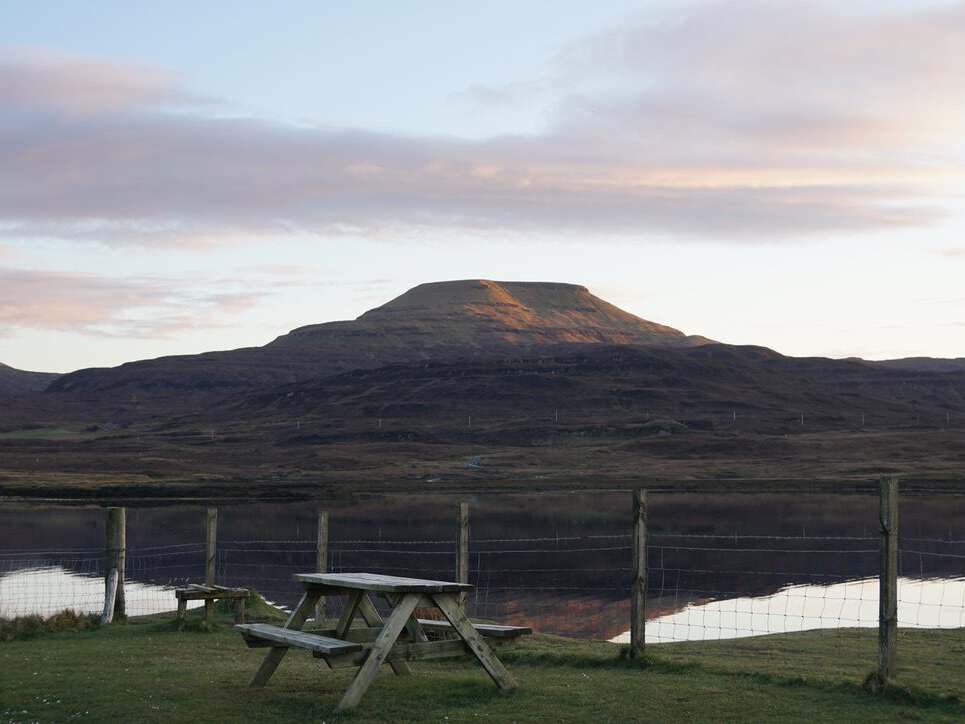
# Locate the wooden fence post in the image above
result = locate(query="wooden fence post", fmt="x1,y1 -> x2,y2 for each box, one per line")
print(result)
315,510 -> 329,623
457,502 -> 469,609
205,506 -> 218,621
630,489 -> 647,659
878,477 -> 899,684
102,507 -> 126,623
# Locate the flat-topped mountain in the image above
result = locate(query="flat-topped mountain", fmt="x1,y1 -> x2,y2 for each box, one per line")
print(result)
48,280 -> 710,395
288,280 -> 710,349
0,363 -> 59,396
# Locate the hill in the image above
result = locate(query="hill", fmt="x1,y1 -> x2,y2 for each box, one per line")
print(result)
231,343 -> 965,440
871,357 -> 965,373
6,280 -> 965,490
47,280 -> 710,396
0,363 -> 59,396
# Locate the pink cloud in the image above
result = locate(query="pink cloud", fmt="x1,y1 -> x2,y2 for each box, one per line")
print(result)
0,268 -> 267,338
0,49 -> 211,114
0,3 -> 963,247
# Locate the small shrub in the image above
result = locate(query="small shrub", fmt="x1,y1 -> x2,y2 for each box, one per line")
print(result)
0,610 -> 100,642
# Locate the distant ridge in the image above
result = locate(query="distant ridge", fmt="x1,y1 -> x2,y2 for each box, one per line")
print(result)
49,280 -> 711,395
0,363 -> 60,396
870,357 -> 965,373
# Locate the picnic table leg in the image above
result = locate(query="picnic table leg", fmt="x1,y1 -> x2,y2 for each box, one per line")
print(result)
249,591 -> 320,688
358,594 -> 413,676
385,593 -> 429,642
433,593 -> 517,691
176,597 -> 186,629
337,593 -> 421,712
335,590 -> 364,638
234,596 -> 246,624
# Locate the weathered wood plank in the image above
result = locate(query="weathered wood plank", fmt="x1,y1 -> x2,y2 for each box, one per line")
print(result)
385,593 -> 429,642
321,639 -> 469,667
336,593 -> 421,711
237,624 -> 361,655
247,627 -> 378,647
295,572 -> 472,593
175,588 -> 248,601
205,507 -> 218,586
457,502 -> 469,609
416,619 -> 532,639
630,488 -> 647,659
100,567 -> 118,625
104,507 -> 126,619
405,616 -> 429,643
879,477 -> 899,683
205,506 -> 218,622
303,586 -> 438,608
357,594 -> 412,676
234,596 -> 246,624
315,510 -> 329,623
248,591 -> 320,688
433,593 -> 517,691
335,590 -> 364,639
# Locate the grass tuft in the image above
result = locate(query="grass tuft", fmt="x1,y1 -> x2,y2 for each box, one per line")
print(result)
0,609 -> 100,642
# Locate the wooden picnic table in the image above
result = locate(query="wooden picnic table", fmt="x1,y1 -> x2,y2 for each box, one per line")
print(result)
236,572 -> 529,712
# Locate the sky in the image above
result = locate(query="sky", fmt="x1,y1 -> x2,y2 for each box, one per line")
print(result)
1,0 -> 964,373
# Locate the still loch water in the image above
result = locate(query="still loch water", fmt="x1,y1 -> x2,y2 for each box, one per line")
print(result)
2,490 -> 964,641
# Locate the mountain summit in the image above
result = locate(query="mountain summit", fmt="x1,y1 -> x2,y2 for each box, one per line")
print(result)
50,280 -> 709,395
289,280 -> 708,349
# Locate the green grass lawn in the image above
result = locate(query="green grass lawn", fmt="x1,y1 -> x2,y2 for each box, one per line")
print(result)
1,609 -> 963,723
0,427 -> 98,441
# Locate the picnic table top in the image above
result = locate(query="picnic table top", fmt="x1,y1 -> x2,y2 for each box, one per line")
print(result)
294,572 -> 473,593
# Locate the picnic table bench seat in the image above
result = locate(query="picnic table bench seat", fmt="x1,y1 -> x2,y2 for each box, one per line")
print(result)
237,623 -> 361,655
175,584 -> 249,625
237,572 -> 527,711
415,619 -> 532,639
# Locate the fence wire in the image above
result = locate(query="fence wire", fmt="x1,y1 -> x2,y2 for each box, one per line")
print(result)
0,543 -> 208,618
2,513 -> 964,648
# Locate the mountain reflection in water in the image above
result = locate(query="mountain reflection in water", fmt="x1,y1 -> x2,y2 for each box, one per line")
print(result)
2,491 -> 964,640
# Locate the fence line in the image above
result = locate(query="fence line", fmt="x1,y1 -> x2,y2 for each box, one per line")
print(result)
3,481 -> 965,689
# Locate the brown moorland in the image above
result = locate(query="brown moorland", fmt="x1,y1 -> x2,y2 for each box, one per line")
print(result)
2,281 -> 964,497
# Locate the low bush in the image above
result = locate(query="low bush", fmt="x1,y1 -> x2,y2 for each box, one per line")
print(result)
0,609 -> 100,642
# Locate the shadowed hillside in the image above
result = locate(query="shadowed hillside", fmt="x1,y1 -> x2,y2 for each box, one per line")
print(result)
0,363 -> 59,396
5,281 -> 965,492
872,357 -> 965,373
231,343 -> 965,441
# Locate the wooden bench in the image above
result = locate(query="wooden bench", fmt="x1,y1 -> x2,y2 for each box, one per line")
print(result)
238,572 -> 528,711
416,619 -> 532,640
175,584 -> 249,625
237,624 -> 361,656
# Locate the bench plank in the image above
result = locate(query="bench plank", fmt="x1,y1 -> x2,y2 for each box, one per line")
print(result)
176,589 -> 248,600
237,623 -> 361,655
417,619 -> 532,639
296,572 -> 471,594
321,638 -> 469,667
249,591 -> 321,687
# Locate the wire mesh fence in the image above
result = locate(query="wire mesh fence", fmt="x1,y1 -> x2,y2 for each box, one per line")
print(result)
899,537 -> 965,630
2,488 -> 964,667
0,543 -> 208,618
